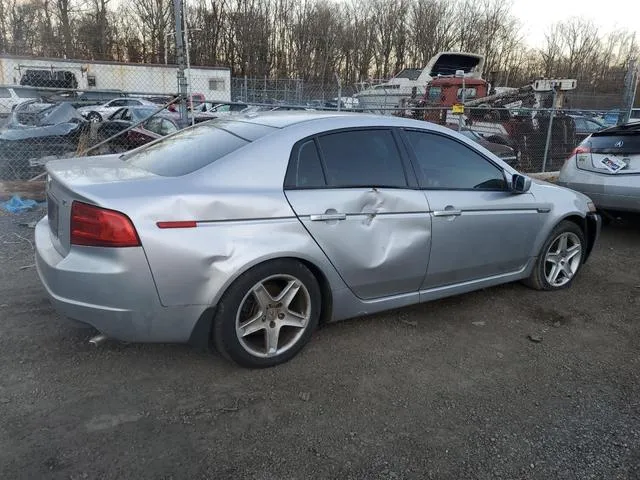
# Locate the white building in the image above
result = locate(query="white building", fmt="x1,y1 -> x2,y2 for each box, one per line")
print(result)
0,54 -> 231,101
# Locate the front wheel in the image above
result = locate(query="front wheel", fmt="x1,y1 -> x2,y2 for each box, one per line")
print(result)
524,220 -> 586,291
213,259 -> 321,368
86,111 -> 102,123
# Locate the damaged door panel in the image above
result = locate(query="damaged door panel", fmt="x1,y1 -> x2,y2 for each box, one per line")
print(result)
283,128 -> 431,300
285,188 -> 431,299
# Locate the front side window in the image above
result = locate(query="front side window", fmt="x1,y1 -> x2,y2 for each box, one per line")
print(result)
404,130 -> 507,190
109,108 -> 125,120
317,129 -> 407,188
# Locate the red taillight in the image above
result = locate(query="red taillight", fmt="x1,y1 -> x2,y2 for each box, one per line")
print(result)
70,201 -> 140,247
573,145 -> 591,155
564,145 -> 591,167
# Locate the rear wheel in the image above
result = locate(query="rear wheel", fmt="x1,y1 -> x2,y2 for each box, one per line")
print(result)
213,259 -> 321,368
524,221 -> 585,290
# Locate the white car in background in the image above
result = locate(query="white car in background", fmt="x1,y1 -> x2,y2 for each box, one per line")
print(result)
0,86 -> 41,118
77,97 -> 157,123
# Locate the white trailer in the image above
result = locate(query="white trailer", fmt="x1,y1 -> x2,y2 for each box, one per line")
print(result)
0,54 -> 231,101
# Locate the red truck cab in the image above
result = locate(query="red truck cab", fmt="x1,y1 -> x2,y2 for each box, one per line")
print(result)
424,77 -> 489,107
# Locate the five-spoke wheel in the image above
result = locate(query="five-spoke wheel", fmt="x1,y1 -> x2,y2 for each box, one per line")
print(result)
213,259 -> 321,368
525,220 -> 586,291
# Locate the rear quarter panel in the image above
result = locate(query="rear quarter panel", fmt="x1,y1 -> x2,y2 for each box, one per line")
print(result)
84,133 -> 349,308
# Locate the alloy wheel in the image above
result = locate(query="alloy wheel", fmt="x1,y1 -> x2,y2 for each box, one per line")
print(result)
544,232 -> 582,287
235,274 -> 311,358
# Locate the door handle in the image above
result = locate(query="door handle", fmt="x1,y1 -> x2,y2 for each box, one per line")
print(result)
310,213 -> 347,221
433,209 -> 462,217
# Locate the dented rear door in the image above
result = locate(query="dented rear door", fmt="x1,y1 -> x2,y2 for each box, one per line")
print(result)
284,129 -> 431,300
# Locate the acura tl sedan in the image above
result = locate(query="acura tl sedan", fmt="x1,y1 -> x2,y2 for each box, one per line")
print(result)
35,112 -> 601,368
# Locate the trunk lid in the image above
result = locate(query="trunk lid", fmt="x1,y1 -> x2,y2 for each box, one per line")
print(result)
577,126 -> 640,175
45,154 -> 156,257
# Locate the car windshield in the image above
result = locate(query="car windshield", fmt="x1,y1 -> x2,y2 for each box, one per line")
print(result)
427,87 -> 442,101
123,119 -> 276,176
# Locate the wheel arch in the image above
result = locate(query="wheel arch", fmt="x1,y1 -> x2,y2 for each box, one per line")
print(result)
558,213 -> 599,263
188,254 -> 335,349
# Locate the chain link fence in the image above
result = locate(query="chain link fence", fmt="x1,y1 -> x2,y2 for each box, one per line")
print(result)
0,69 -> 631,181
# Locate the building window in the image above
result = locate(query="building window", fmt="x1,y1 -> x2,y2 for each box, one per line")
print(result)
209,79 -> 224,91
87,74 -> 96,87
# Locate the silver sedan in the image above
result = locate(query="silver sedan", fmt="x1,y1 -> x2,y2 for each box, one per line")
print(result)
35,112 -> 601,368
558,122 -> 640,213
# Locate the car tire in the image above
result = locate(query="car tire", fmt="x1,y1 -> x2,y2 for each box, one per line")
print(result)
212,259 -> 321,368
87,112 -> 102,123
524,220 -> 586,291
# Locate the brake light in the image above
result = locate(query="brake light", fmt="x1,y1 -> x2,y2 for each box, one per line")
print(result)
70,201 -> 140,247
563,145 -> 591,168
573,145 -> 591,155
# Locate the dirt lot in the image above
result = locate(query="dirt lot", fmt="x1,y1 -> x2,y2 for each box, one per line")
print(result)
1,206 -> 639,480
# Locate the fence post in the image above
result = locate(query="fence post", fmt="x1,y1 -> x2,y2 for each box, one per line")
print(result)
244,75 -> 248,102
541,86 -> 558,173
335,72 -> 342,111
622,58 -> 638,124
172,0 -> 188,123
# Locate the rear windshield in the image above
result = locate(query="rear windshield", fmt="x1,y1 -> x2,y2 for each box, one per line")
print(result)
124,119 -> 275,176
585,127 -> 640,154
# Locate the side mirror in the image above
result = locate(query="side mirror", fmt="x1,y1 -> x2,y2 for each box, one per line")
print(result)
511,173 -> 531,193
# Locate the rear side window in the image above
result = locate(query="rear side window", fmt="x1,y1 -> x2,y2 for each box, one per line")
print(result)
0,88 -> 10,98
125,123 -> 250,176
317,129 -> 407,187
285,140 -> 326,188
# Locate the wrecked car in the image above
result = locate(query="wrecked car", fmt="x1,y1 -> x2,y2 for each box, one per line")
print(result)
0,100 -> 87,179
36,112 -> 600,369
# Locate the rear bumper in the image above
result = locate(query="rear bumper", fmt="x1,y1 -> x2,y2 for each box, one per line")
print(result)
34,216 -> 206,343
558,169 -> 640,213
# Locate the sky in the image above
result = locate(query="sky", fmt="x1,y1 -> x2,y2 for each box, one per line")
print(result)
511,0 -> 639,47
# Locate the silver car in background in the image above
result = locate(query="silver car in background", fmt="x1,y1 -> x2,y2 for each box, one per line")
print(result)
35,112 -> 601,368
558,122 -> 640,213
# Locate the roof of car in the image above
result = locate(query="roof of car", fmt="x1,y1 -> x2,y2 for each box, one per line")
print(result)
230,111 -> 405,129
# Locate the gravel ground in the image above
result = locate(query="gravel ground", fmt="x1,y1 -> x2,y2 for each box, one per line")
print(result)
1,206 -> 640,480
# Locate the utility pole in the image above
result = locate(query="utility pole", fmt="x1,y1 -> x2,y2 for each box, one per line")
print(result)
541,85 -> 559,173
173,0 -> 188,123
